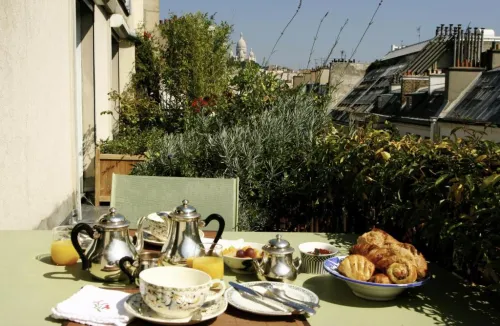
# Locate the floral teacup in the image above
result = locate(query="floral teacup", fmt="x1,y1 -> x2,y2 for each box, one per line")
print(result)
139,266 -> 226,319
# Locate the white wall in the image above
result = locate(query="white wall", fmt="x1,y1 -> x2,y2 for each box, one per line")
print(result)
0,0 -> 77,229
439,122 -> 500,142
94,6 -> 114,142
393,122 -> 431,138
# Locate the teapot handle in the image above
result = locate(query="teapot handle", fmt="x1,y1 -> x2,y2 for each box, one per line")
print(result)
70,223 -> 97,270
203,214 -> 225,245
118,256 -> 136,284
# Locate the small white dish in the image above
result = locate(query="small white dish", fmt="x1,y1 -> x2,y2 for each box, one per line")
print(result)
225,281 -> 319,316
324,256 -> 431,301
298,242 -> 339,274
222,242 -> 265,274
124,292 -> 227,325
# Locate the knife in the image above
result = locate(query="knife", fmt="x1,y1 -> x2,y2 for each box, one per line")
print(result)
229,282 -> 316,315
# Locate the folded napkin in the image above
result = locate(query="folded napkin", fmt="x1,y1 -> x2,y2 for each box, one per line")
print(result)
51,285 -> 132,326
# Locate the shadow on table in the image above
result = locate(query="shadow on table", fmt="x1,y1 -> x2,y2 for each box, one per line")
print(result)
37,253 -> 133,289
303,266 -> 499,326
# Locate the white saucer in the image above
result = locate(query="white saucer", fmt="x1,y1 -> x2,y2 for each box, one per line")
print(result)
143,230 -> 206,247
124,293 -> 227,325
225,281 -> 319,316
143,231 -> 166,246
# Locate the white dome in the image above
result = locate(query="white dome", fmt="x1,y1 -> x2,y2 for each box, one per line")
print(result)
483,29 -> 496,38
236,33 -> 247,50
236,32 -> 248,62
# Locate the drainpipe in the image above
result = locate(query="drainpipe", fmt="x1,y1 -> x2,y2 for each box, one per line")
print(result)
430,117 -> 439,142
73,3 -> 82,224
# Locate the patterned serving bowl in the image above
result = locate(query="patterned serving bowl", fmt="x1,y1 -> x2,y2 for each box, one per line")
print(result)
323,256 -> 431,301
298,242 -> 339,274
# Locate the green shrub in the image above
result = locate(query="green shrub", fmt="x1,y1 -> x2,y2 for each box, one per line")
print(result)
99,129 -> 163,155
132,93 -> 332,230
134,114 -> 500,286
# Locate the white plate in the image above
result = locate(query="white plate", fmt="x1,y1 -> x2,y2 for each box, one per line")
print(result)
225,281 -> 319,316
124,293 -> 227,325
143,231 -> 165,246
143,230 -> 206,247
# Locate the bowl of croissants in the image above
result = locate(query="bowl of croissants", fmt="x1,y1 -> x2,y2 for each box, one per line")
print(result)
323,228 -> 430,301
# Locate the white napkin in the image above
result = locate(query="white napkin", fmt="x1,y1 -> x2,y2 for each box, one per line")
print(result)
51,285 -> 132,326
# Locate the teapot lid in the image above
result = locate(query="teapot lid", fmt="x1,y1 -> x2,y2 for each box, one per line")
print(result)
97,207 -> 130,228
170,199 -> 201,220
263,234 -> 294,254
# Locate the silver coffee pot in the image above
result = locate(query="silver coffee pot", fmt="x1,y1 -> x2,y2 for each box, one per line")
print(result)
160,199 -> 225,265
253,234 -> 302,283
71,207 -> 145,282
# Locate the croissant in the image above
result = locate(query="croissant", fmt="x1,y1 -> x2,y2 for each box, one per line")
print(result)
350,243 -> 379,256
338,254 -> 375,281
365,248 -> 394,268
386,261 -> 418,284
369,273 -> 392,284
357,228 -> 400,247
415,253 -> 428,278
357,230 -> 386,247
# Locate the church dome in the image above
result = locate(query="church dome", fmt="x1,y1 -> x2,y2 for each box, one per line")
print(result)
236,33 -> 247,51
236,32 -> 248,61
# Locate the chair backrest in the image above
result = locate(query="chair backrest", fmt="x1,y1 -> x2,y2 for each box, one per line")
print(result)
110,174 -> 239,231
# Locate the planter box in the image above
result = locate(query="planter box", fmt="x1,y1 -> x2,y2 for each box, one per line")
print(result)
94,147 -> 146,206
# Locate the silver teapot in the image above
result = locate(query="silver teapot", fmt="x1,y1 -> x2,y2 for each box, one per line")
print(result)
160,199 -> 225,265
252,234 -> 302,283
71,207 -> 145,282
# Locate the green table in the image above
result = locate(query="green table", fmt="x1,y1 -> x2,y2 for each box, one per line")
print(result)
0,231 -> 498,326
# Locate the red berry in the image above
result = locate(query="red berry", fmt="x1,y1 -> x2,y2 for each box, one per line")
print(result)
236,249 -> 245,258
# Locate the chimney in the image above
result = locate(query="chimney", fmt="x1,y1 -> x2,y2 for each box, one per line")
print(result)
436,26 -> 440,36
453,27 -> 458,66
440,24 -> 445,36
458,25 -> 464,66
485,45 -> 500,70
446,66 -> 483,103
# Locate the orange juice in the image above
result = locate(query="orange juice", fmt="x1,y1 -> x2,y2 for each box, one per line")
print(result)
192,256 -> 224,279
51,239 -> 79,266
186,256 -> 195,268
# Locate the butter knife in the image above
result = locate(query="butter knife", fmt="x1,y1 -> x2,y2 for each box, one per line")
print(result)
229,282 -> 316,315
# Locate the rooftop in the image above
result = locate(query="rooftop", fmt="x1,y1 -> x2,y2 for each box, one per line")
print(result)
441,68 -> 500,124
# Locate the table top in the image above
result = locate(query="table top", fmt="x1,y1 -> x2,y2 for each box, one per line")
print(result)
0,230 -> 498,326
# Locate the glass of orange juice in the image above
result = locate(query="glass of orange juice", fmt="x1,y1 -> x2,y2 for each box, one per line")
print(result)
192,243 -> 224,280
50,226 -> 80,266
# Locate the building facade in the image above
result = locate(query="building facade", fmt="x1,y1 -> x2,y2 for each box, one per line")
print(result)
331,24 -> 500,142
0,0 -> 159,229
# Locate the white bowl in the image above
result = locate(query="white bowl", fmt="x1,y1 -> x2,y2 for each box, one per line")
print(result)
222,242 -> 265,274
298,242 -> 339,274
324,256 -> 430,301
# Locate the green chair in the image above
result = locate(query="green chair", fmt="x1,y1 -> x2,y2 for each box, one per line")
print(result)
110,174 -> 239,231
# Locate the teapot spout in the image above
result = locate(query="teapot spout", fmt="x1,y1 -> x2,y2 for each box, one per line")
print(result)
135,216 -> 146,252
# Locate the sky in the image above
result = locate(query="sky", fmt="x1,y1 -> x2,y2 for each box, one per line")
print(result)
159,0 -> 500,70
